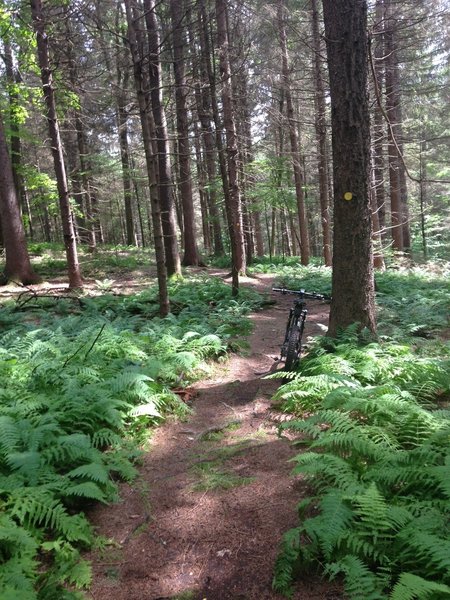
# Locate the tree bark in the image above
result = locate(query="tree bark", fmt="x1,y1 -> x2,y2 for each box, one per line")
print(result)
144,0 -> 181,277
124,0 -> 169,316
384,0 -> 404,253
323,0 -> 376,335
30,0 -> 83,289
3,39 -> 34,240
311,0 -> 332,266
194,1 -> 225,256
192,119 -> 212,253
0,114 -> 39,284
117,67 -> 136,247
169,0 -> 199,266
278,0 -> 310,266
215,0 -> 246,295
372,0 -> 387,244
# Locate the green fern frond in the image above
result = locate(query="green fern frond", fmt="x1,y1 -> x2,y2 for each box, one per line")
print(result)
336,533 -> 388,565
326,555 -> 386,599
398,530 -> 450,576
390,573 -> 450,600
66,462 -> 110,485
4,451 -> 43,480
41,538 -> 92,590
0,416 -> 20,455
272,527 -> 302,598
104,452 -> 138,482
110,370 -> 154,393
91,428 -> 122,449
431,458 -> 450,499
41,433 -> 96,466
353,483 -> 390,534
7,488 -> 92,543
303,489 -> 354,559
62,482 -> 106,503
0,558 -> 38,600
292,452 -> 362,493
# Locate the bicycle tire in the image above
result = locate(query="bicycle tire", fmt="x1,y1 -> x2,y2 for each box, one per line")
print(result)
285,327 -> 301,371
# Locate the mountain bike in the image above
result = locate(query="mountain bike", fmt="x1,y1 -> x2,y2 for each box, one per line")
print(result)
272,288 -> 331,371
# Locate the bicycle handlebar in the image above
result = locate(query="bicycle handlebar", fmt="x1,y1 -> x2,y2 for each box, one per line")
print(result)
272,287 -> 331,301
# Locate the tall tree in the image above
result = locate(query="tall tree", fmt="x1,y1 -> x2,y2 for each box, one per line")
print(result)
144,0 -> 181,277
215,0 -> 246,295
116,29 -> 136,247
311,0 -> 332,267
322,0 -> 376,335
383,0 -> 404,253
194,0 -> 225,256
30,0 -> 83,289
124,0 -> 169,316
277,0 -> 310,266
0,113 -> 39,284
169,0 -> 200,266
2,38 -> 34,239
371,0 -> 387,245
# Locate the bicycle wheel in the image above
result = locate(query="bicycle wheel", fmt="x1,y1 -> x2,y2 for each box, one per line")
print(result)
285,326 -> 301,371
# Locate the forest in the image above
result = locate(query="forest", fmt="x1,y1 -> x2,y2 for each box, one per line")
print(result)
0,0 -> 449,599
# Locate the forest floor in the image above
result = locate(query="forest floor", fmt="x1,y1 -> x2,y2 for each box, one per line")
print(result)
85,271 -> 342,600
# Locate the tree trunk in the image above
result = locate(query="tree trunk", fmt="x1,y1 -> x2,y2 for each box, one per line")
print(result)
0,114 -> 39,285
215,0 -> 246,295
75,118 -> 97,249
144,0 -> 181,277
117,69 -> 136,246
370,160 -> 386,270
169,0 -> 199,266
278,0 -> 310,265
199,0 -> 240,266
372,0 -> 387,243
3,39 -> 34,240
124,0 -> 169,316
192,120 -> 212,253
30,0 -> 83,289
194,2 -> 224,256
62,126 -> 85,243
323,0 -> 376,335
311,0 -> 332,266
384,0 -> 404,253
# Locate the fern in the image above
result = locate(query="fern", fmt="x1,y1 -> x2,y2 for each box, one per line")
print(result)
304,489 -> 354,558
62,482 -> 107,503
67,462 -> 110,485
272,527 -> 303,598
7,488 -> 92,543
274,334 -> 450,598
390,573 -> 450,600
292,452 -> 362,493
325,555 -> 386,600
1,273 -> 262,598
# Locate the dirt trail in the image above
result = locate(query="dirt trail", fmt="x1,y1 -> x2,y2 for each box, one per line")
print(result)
87,274 -> 340,600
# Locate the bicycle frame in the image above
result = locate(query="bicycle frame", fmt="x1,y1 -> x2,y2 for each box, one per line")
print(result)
273,287 -> 330,370
281,300 -> 307,359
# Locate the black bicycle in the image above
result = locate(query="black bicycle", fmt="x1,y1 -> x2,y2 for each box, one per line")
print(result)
273,288 -> 330,370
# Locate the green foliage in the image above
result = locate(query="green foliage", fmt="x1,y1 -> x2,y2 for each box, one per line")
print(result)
0,274 -> 263,598
272,337 -> 450,598
269,261 -> 449,343
269,263 -> 333,295
375,265 -> 450,339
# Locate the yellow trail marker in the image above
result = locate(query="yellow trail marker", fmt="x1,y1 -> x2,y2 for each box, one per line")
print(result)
344,192 -> 353,201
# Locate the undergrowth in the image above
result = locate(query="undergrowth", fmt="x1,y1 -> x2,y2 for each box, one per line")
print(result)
270,262 -> 449,341
0,274 -> 263,599
270,261 -> 449,598
272,331 -> 450,599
